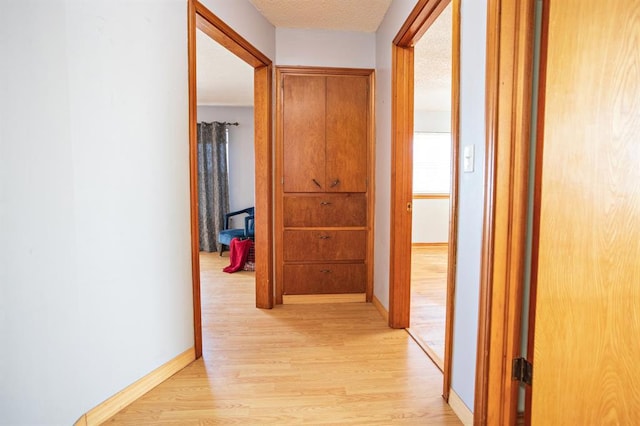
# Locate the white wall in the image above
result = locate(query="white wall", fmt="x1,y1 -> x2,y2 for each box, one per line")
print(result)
374,0 -> 419,310
276,28 -> 375,68
451,0 -> 488,410
415,109 -> 451,132
412,198 -> 450,243
197,106 -> 255,215
374,0 -> 486,413
412,110 -> 451,243
0,0 -> 275,424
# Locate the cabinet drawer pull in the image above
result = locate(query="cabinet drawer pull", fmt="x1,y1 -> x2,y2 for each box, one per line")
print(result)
320,201 -> 332,206
320,269 -> 332,273
330,179 -> 340,188
319,235 -> 331,240
312,178 -> 322,188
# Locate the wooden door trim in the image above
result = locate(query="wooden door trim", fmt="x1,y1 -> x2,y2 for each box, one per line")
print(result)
187,0 -> 201,359
188,0 -> 273,359
274,67 -> 285,305
525,2 -> 550,423
474,0 -> 535,423
388,0 -> 459,402
275,66 -> 375,77
388,43 -> 414,330
394,0 -> 452,47
442,0 -> 460,402
194,3 -> 271,68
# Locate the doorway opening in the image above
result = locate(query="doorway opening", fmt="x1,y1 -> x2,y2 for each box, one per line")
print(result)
390,0 -> 536,420
388,0 -> 460,400
194,24 -> 256,352
406,3 -> 454,372
188,0 -> 273,358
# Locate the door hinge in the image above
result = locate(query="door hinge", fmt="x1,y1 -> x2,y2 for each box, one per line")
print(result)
512,357 -> 533,386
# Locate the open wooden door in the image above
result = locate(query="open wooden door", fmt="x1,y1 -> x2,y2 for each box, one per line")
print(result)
529,0 -> 640,423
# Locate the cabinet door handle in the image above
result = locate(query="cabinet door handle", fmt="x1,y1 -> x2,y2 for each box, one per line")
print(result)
319,235 -> 331,240
320,201 -> 332,206
330,179 -> 340,188
320,269 -> 332,273
312,178 -> 322,188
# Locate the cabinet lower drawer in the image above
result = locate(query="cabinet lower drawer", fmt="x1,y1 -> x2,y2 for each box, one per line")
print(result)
283,263 -> 366,294
283,194 -> 366,227
283,230 -> 366,261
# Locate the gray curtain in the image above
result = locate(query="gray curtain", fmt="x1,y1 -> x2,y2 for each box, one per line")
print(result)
198,122 -> 230,252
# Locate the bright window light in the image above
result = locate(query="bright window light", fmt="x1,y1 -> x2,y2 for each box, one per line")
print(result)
413,132 -> 451,194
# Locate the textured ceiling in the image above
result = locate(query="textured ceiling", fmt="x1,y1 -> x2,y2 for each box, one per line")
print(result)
248,0 -> 393,32
196,1 -> 452,112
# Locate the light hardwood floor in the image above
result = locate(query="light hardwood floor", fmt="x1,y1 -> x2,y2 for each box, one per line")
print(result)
106,252 -> 460,424
408,245 -> 448,370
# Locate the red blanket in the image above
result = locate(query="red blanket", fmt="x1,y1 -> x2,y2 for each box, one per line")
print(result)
223,238 -> 253,273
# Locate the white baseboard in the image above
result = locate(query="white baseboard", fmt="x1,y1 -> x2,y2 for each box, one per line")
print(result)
74,347 -> 195,425
448,388 -> 474,426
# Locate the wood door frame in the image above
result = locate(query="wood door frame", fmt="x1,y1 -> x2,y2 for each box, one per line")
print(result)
188,0 -> 273,359
473,0 -> 535,424
388,0 -> 460,401
525,2 -> 550,423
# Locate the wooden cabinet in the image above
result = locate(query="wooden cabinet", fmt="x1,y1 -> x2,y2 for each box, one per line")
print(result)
282,230 -> 367,262
282,73 -> 369,193
276,67 -> 374,303
283,264 -> 366,295
283,194 -> 367,227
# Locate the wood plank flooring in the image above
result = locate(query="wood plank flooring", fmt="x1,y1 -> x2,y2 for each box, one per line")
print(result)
106,252 -> 460,424
408,245 -> 448,370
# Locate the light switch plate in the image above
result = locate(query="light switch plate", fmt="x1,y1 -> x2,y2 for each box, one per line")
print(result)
463,144 -> 475,173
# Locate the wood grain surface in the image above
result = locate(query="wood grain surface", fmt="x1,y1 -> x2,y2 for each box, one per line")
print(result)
282,75 -> 326,193
325,75 -> 369,193
283,194 -> 367,227
408,245 -> 448,371
531,0 -> 640,423
105,253 -> 462,424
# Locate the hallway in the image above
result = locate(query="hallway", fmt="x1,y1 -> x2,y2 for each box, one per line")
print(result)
106,253 -> 460,424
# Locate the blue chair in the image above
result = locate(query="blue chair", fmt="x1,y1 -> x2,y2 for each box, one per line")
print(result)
217,207 -> 255,256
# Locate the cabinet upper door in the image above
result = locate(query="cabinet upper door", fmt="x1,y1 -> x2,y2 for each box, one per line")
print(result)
326,75 -> 368,193
283,75 -> 326,192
